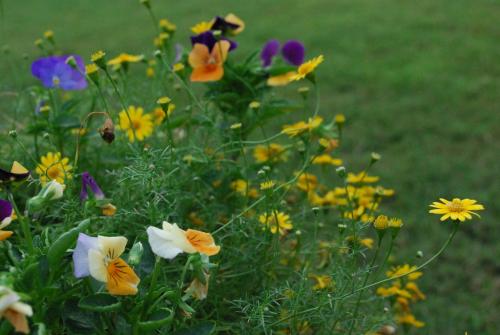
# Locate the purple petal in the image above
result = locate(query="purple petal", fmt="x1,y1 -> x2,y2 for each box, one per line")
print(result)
0,199 -> 12,222
31,55 -> 87,91
222,37 -> 238,51
81,172 -> 105,201
282,40 -> 305,66
261,39 -> 280,67
73,233 -> 98,278
191,31 -> 216,51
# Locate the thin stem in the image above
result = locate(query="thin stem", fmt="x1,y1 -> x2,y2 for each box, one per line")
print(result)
8,192 -> 34,253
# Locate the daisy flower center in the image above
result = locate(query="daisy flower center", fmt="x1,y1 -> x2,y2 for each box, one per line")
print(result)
47,166 -> 61,179
132,120 -> 142,130
446,200 -> 464,212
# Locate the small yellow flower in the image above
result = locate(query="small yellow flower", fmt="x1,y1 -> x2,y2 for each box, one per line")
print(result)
36,152 -> 73,185
267,71 -> 296,86
346,172 -> 379,184
249,101 -> 261,109
373,215 -> 389,230
389,217 -> 403,228
146,67 -> 155,77
91,50 -> 106,63
253,144 -> 287,163
429,198 -> 484,222
396,313 -> 425,328
43,30 -> 54,39
386,264 -> 422,281
310,274 -> 332,290
296,173 -> 318,192
312,154 -> 342,166
154,33 -> 170,47
260,181 -> 275,190
318,138 -> 339,152
107,53 -> 144,67
159,18 -> 176,32
334,113 -> 346,124
230,179 -> 258,198
34,39 -> 43,47
259,211 -> 293,235
85,64 -> 99,75
282,116 -> 323,137
191,21 -> 214,34
118,106 -> 153,142
173,63 -> 185,72
152,104 -> 175,125
291,55 -> 324,81
101,203 -> 117,217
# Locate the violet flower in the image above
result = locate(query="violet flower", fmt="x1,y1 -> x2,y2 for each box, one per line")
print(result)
31,55 -> 87,90
261,39 -> 280,67
80,172 -> 105,201
282,40 -> 305,66
191,31 -> 237,51
260,39 -> 305,67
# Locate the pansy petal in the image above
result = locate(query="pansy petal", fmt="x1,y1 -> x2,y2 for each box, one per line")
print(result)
211,40 -> 231,63
98,236 -> 127,259
73,233 -> 98,278
261,39 -> 280,67
0,199 -> 13,223
185,229 -> 220,256
282,40 -> 305,66
147,226 -> 184,259
188,43 -> 210,68
106,258 -> 140,295
88,249 -> 107,282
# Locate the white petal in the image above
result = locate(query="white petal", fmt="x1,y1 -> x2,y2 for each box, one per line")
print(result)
0,289 -> 19,314
0,217 -> 11,229
97,235 -> 127,259
9,302 -> 33,317
162,221 -> 196,253
147,226 -> 183,259
88,249 -> 107,283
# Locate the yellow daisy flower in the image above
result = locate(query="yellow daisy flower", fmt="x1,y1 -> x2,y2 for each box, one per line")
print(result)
36,152 -> 73,185
259,211 -> 293,235
267,71 -> 296,86
296,173 -> 318,192
282,116 -> 323,137
152,104 -> 175,125
253,143 -> 287,163
119,106 -> 153,142
429,198 -> 484,222
191,20 -> 214,34
107,53 -> 144,67
291,55 -> 324,81
312,154 -> 342,166
346,172 -> 379,184
396,313 -> 425,328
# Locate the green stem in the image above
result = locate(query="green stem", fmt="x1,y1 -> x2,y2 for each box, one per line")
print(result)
8,192 -> 34,253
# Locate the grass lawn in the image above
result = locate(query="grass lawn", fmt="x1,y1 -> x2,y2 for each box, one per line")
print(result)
1,0 -> 499,333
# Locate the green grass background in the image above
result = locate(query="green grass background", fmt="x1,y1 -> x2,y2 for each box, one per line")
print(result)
1,0 -> 499,333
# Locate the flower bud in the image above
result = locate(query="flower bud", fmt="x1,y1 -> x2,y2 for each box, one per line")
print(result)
336,166 -> 346,179
140,0 -> 151,9
91,50 -> 107,70
334,114 -> 345,125
85,64 -> 100,84
370,152 -> 381,164
101,203 -> 117,217
156,96 -> 171,113
8,130 -> 17,139
128,241 -> 144,266
65,56 -> 78,69
27,181 -> 65,212
373,215 -> 389,230
99,118 -> 115,144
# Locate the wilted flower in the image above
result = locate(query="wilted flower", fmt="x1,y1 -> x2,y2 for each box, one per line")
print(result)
0,286 -> 33,334
31,55 -> 87,90
73,234 -> 140,295
147,221 -> 220,259
99,117 -> 115,143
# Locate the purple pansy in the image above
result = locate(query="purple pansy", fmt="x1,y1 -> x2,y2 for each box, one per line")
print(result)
80,172 -> 105,202
0,199 -> 13,224
211,16 -> 240,34
191,31 -> 237,51
281,40 -> 305,66
261,39 -> 280,67
31,55 -> 87,90
72,233 -> 98,278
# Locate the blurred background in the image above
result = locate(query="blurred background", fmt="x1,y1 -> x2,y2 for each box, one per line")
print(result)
1,0 -> 499,333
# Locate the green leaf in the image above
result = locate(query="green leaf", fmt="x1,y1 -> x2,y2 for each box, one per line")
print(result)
138,308 -> 174,331
78,293 -> 122,312
47,219 -> 91,269
173,321 -> 216,335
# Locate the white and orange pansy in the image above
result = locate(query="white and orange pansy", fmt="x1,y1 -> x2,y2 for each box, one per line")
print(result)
0,286 -> 33,334
73,234 -> 140,295
147,221 -> 220,259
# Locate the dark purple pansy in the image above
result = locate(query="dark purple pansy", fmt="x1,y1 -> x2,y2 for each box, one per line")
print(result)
191,31 -> 237,52
0,199 -> 12,223
261,39 -> 280,67
281,40 -> 305,66
0,162 -> 30,183
80,172 -> 105,201
31,55 -> 87,90
211,16 -> 240,34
